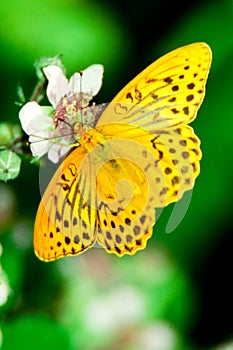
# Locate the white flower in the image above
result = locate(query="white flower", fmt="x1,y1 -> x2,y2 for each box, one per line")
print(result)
19,64 -> 104,163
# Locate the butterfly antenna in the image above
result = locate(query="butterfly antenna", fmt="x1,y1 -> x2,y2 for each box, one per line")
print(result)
54,117 -> 72,129
79,70 -> 84,125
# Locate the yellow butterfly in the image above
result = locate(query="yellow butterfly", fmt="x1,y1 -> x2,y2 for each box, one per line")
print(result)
33,42 -> 212,261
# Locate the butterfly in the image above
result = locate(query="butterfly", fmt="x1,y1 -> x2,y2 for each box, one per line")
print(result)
33,42 -> 212,261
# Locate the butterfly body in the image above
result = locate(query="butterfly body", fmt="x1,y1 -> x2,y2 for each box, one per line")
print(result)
34,43 -> 211,261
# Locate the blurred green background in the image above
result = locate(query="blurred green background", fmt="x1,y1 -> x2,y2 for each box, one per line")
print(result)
0,0 -> 233,349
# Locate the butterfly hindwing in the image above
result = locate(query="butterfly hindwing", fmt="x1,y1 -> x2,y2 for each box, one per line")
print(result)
34,146 -> 97,261
95,149 -> 156,256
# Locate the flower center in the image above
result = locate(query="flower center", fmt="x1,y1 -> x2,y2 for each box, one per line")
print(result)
52,93 -> 106,143
54,93 -> 87,126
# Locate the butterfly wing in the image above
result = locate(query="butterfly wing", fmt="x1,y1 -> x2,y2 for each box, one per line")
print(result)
91,42 -> 210,256
34,130 -> 156,259
94,121 -> 201,208
97,42 -> 211,130
94,42 -> 210,208
34,145 -> 98,261
94,135 -> 156,256
85,120 -> 200,256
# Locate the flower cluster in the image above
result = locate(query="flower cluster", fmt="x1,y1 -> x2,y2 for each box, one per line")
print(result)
19,64 -> 104,163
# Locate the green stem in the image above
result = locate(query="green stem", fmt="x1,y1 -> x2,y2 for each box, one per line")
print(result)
30,80 -> 46,103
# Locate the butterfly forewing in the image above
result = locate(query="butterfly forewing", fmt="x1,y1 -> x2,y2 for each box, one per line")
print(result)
98,43 -> 211,130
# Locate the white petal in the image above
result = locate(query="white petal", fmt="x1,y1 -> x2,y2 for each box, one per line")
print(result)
69,64 -> 104,97
48,144 -> 70,163
43,66 -> 69,108
19,101 -> 53,135
29,135 -> 50,157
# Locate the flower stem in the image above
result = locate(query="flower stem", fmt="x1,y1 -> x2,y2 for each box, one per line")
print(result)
30,80 -> 46,103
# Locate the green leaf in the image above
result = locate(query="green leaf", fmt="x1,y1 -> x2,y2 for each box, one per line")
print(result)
16,84 -> 26,105
0,150 -> 21,182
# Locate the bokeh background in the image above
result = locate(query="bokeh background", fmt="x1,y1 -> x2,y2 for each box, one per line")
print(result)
0,0 -> 233,349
